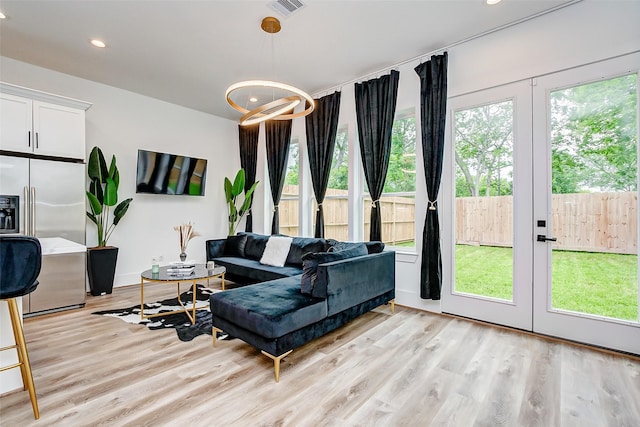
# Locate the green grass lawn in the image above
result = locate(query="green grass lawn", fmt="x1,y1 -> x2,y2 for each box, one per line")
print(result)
455,245 -> 638,321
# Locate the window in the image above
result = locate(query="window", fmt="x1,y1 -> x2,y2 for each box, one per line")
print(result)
363,112 -> 417,247
313,126 -> 349,240
280,140 -> 299,236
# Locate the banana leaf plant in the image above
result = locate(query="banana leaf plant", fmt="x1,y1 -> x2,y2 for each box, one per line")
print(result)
224,168 -> 259,236
86,146 -> 133,247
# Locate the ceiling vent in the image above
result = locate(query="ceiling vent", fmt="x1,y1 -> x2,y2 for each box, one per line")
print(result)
269,0 -> 305,17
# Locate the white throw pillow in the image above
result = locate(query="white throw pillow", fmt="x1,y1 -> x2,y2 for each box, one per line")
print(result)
260,236 -> 293,267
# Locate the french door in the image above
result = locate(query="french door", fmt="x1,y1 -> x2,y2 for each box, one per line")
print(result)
532,54 -> 640,354
443,53 -> 640,354
442,80 -> 533,330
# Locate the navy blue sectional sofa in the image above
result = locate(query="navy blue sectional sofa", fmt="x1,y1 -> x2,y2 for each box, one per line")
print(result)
205,232 -> 395,381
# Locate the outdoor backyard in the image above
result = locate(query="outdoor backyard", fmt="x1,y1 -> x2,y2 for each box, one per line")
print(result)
455,244 -> 639,321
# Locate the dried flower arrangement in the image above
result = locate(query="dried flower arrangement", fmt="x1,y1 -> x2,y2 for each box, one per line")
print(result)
174,221 -> 200,255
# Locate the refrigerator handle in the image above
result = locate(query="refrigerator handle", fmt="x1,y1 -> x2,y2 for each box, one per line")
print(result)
28,131 -> 32,148
31,186 -> 36,236
24,186 -> 30,235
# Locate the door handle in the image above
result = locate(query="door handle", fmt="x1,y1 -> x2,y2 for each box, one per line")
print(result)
24,186 -> 30,235
31,186 -> 36,236
537,234 -> 557,242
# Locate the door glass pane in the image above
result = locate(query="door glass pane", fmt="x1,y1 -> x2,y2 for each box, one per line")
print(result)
549,74 -> 638,321
454,100 -> 514,301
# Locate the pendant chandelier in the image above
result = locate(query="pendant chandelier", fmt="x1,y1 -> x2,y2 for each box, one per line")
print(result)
225,17 -> 315,126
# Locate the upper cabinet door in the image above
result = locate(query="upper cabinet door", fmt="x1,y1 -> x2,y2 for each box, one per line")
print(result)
0,93 -> 33,153
33,101 -> 86,160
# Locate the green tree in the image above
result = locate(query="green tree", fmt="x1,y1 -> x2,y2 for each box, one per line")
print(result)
383,116 -> 416,193
327,128 -> 349,190
551,74 -> 637,193
454,100 -> 514,197
285,142 -> 299,186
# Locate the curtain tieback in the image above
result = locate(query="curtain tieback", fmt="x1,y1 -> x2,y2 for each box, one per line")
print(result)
273,204 -> 279,212
428,200 -> 437,211
316,202 -> 323,212
371,199 -> 380,208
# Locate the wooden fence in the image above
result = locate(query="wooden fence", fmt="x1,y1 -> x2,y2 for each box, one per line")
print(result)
277,186 -> 637,254
457,192 -> 638,254
278,186 -> 415,245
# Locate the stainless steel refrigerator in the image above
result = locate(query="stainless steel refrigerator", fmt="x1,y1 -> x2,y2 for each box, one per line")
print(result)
0,155 -> 86,314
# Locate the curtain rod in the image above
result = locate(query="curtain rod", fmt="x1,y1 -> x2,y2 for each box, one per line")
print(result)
313,0 -> 583,97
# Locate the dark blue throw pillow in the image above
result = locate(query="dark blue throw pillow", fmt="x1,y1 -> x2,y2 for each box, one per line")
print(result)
223,234 -> 248,257
364,241 -> 385,254
300,244 -> 368,295
242,233 -> 270,260
285,237 -> 327,267
327,239 -> 385,254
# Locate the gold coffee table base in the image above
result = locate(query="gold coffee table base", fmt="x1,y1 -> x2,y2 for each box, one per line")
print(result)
140,265 -> 226,325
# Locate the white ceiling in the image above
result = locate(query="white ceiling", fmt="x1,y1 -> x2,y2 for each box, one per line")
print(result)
0,0 -> 576,121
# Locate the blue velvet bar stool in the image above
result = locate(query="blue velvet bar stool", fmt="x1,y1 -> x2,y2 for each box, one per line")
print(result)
0,235 -> 42,419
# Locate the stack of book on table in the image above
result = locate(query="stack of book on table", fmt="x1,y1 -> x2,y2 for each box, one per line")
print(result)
167,261 -> 196,276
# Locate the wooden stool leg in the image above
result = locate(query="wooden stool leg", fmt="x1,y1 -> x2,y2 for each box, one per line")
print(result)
7,298 -> 39,420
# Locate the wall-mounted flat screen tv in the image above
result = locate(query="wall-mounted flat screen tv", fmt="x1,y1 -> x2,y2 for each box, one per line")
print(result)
136,149 -> 207,196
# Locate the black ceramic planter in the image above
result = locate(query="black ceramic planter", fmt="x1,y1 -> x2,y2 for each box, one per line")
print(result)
87,246 -> 119,296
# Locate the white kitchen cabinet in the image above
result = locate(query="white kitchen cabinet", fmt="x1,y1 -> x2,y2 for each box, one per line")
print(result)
0,93 -> 32,153
0,83 -> 91,160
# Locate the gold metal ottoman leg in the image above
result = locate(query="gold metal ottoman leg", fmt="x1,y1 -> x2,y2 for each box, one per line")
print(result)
261,349 -> 293,383
212,327 -> 223,347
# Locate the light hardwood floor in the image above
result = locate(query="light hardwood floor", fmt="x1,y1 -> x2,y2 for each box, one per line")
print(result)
1,280 -> 639,426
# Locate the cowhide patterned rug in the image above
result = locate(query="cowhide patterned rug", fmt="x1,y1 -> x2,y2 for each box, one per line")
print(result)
92,284 -> 230,342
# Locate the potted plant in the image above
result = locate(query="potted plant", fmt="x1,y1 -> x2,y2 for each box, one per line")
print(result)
86,146 -> 133,295
224,168 -> 259,236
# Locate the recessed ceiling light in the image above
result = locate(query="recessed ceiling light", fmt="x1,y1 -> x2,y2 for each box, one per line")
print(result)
486,0 -> 502,4
249,97 -> 258,103
90,39 -> 106,48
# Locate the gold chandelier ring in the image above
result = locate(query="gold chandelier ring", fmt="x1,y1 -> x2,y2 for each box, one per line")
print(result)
225,80 -> 315,122
240,96 -> 301,126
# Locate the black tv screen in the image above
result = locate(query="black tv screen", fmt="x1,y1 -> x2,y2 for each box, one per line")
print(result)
136,149 -> 207,196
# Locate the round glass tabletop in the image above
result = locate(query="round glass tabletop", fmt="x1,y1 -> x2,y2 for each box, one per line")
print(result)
141,264 -> 226,281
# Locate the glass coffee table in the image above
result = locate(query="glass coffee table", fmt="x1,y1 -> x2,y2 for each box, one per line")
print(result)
140,264 -> 226,325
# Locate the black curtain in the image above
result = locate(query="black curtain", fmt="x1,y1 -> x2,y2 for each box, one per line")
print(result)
265,119 -> 292,235
354,70 -> 400,241
238,124 -> 259,232
305,92 -> 342,238
415,53 -> 448,300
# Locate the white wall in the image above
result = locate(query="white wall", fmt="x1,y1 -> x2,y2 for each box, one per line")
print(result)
0,56 -> 239,287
